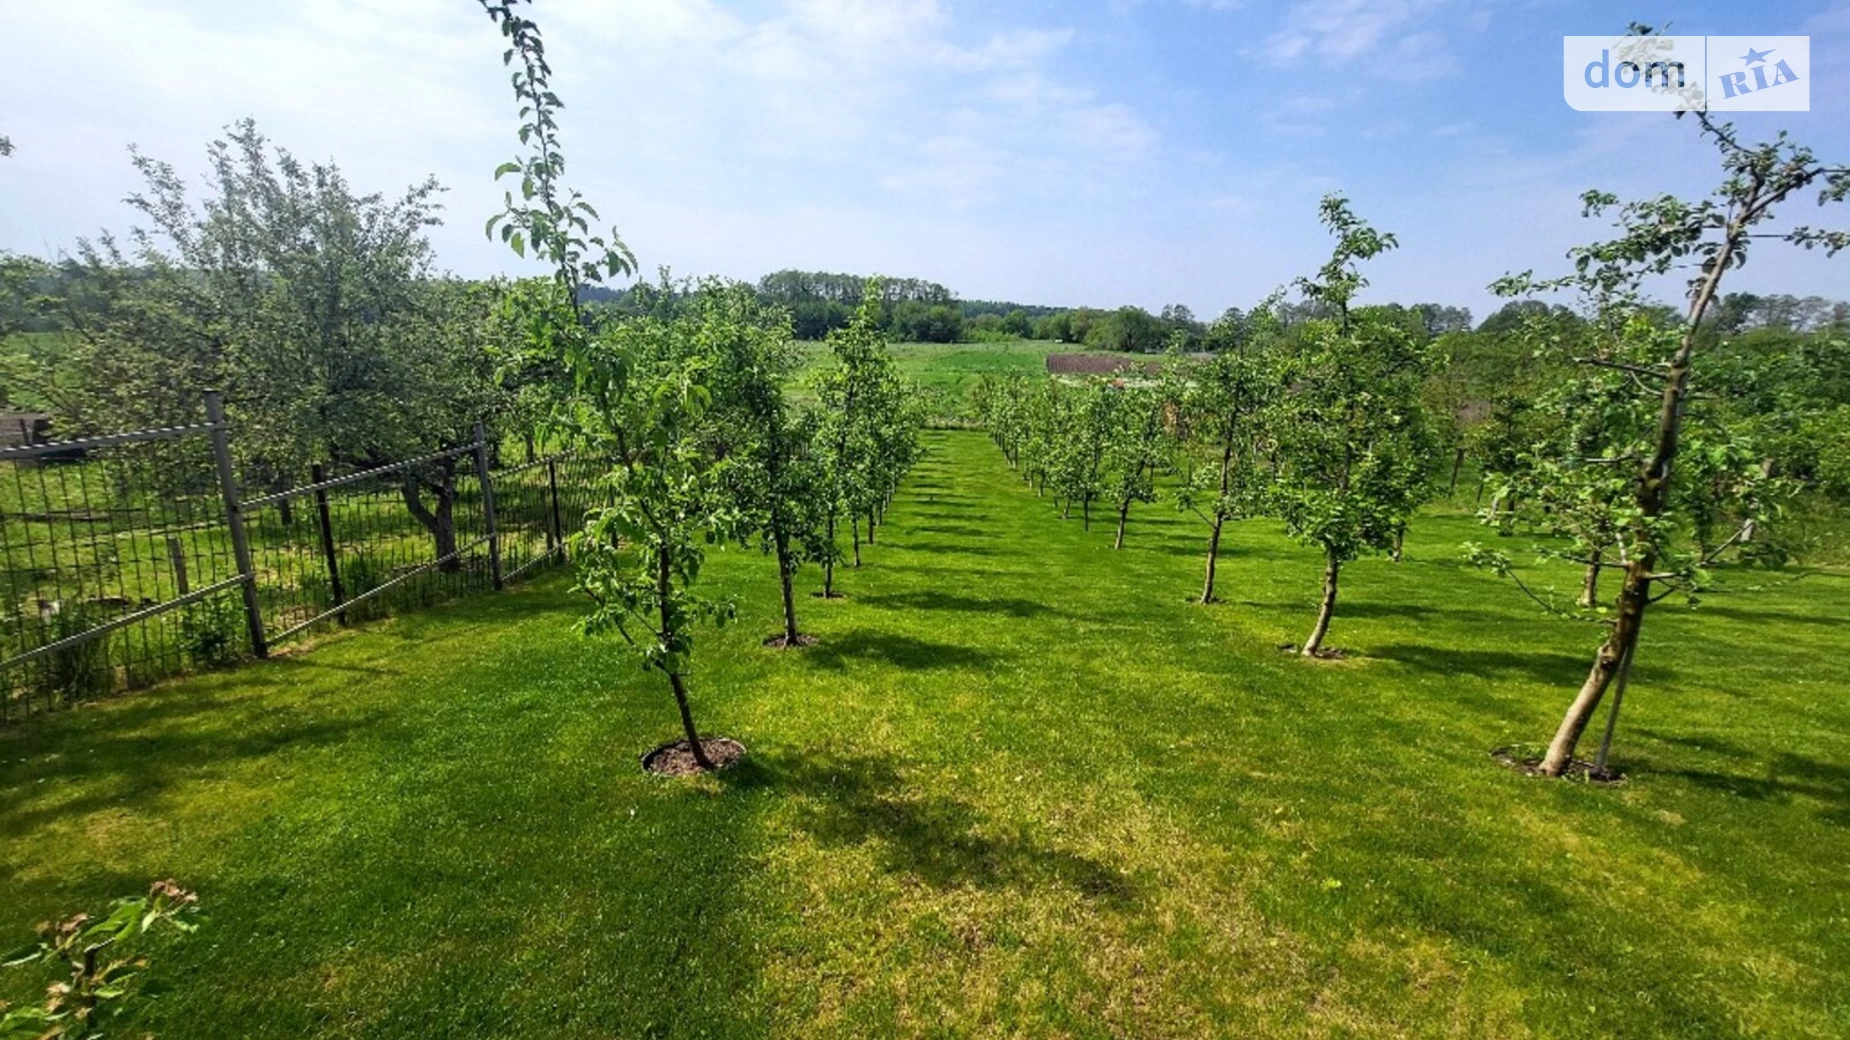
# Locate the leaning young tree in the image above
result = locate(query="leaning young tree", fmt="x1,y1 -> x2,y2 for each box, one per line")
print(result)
1472,98 -> 1847,777
1270,195 -> 1437,657
475,1 -> 741,771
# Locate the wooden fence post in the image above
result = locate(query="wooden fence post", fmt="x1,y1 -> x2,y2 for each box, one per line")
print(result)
165,536 -> 189,596
310,463 -> 346,623
473,423 -> 503,591
205,391 -> 267,658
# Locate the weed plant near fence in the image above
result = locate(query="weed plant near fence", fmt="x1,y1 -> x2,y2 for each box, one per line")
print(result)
0,394 -> 601,722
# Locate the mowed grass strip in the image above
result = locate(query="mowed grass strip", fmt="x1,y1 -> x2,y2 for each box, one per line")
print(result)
3,429 -> 1848,1039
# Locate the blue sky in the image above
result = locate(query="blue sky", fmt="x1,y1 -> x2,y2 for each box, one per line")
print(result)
2,0 -> 1847,320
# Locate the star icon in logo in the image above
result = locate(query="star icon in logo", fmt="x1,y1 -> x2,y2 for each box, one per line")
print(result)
1740,46 -> 1775,66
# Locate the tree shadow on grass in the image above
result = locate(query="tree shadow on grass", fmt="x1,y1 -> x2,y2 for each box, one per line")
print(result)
805,630 -> 1005,672
901,524 -> 994,539
1656,752 -> 1850,826
860,590 -> 1060,619
1374,643 -> 1615,686
0,686 -> 386,838
892,541 -> 1008,557
1687,603 -> 1849,628
727,752 -> 1136,906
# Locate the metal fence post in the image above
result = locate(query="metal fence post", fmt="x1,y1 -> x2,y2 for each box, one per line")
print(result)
205,391 -> 267,658
473,422 -> 503,591
546,458 -> 566,562
310,463 -> 346,623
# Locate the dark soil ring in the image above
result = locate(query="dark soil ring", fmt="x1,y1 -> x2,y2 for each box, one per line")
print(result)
641,738 -> 748,776
763,634 -> 819,649
1490,746 -> 1626,784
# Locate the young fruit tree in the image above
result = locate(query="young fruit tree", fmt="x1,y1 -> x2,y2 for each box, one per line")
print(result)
477,0 -> 753,771
702,282 -> 825,647
563,302 -> 745,771
1470,105 -> 1847,777
1175,310 -> 1279,602
1050,378 -> 1119,528
1270,195 -> 1438,657
1101,377 -> 1173,549
814,281 -> 899,589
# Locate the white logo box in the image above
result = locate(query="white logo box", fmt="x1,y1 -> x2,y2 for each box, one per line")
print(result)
1564,36 -> 1809,112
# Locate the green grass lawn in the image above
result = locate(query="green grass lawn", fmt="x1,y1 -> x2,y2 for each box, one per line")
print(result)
4,430 -> 1849,1038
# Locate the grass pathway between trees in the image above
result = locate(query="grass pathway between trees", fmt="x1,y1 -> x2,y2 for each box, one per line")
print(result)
3,430 -> 1848,1039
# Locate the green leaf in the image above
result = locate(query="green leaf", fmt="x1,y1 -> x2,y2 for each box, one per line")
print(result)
511,232 -> 526,258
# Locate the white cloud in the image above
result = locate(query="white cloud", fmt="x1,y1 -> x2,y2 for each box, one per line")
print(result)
1258,0 -> 1463,79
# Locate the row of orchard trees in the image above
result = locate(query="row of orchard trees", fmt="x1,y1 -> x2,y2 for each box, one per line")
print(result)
982,111 -> 1848,777
525,272 -> 920,766
978,196 -> 1438,659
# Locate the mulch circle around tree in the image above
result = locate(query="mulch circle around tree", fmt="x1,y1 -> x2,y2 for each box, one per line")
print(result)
1278,643 -> 1348,660
810,591 -> 847,600
641,738 -> 748,777
763,634 -> 819,649
1490,746 -> 1626,784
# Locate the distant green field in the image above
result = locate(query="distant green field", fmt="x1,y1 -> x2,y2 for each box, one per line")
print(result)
4,429 -> 1848,1039
801,338 -> 1096,421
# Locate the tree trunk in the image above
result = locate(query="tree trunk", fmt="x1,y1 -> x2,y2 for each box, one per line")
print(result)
667,670 -> 714,770
277,494 -> 296,527
1302,551 -> 1340,657
1201,514 -> 1224,604
774,532 -> 801,645
852,515 -> 862,567
523,431 -> 537,465
1578,550 -> 1603,610
824,513 -> 836,596
1389,524 -> 1406,564
659,539 -> 714,771
1448,447 -> 1465,497
1540,218 -> 1738,777
1542,568 -> 1647,775
1113,501 -> 1130,550
1062,499 -> 1071,520
866,511 -> 876,546
401,470 -> 460,572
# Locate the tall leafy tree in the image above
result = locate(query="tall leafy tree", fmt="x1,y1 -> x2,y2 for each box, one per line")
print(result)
1270,195 -> 1437,657
1471,94 -> 1847,776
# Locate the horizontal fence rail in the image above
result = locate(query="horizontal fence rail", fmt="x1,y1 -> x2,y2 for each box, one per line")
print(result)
0,394 -> 606,724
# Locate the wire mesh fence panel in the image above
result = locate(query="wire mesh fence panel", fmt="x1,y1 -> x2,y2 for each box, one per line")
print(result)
0,424 -> 244,721
1,403 -> 610,724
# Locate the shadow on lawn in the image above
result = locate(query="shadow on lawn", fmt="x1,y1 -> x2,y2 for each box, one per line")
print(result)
0,676 -> 384,837
901,524 -> 995,539
1374,643 -> 1612,686
731,753 -> 1136,905
861,590 -> 1060,619
1656,752 -> 1850,826
893,540 -> 1008,557
806,630 -> 1004,672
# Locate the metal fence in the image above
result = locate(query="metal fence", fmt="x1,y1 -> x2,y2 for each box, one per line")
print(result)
0,392 -> 603,723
